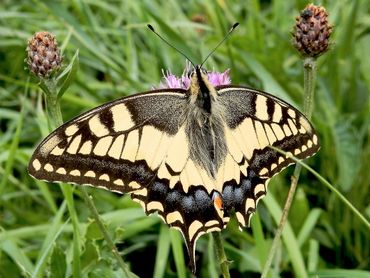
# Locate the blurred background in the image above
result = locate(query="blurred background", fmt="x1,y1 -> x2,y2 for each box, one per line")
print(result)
0,0 -> 369,277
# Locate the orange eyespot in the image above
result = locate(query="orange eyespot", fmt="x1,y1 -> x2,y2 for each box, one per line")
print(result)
213,193 -> 224,211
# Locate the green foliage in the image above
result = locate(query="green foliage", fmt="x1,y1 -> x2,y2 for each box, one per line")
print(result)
0,0 -> 369,277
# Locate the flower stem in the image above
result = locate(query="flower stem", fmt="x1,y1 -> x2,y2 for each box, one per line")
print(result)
212,232 -> 230,278
303,57 -> 316,119
42,79 -> 134,278
261,56 -> 317,278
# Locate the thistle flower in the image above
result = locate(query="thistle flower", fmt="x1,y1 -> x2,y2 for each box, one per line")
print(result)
26,31 -> 62,78
292,4 -> 332,57
159,63 -> 231,89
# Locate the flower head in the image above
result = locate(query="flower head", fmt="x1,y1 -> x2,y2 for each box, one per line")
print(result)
159,62 -> 231,89
292,4 -> 332,57
26,31 -> 62,78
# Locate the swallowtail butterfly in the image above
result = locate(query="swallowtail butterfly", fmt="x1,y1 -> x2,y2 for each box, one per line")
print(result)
28,24 -> 320,273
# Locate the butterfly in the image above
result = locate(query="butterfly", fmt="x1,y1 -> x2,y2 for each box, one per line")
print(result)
28,25 -> 320,273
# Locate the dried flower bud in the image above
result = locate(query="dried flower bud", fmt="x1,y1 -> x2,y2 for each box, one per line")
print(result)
292,4 -> 332,57
26,32 -> 62,78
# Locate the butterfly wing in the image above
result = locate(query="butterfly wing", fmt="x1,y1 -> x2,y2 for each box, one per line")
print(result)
216,85 -> 320,229
29,89 -> 187,193
28,88 -> 224,271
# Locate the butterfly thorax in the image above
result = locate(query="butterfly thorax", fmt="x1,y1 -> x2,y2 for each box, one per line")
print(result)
185,66 -> 227,178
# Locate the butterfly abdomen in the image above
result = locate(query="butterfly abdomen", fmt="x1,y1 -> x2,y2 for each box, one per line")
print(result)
184,98 -> 227,178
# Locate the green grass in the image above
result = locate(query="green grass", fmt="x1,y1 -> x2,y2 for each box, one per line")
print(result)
1,0 -> 369,277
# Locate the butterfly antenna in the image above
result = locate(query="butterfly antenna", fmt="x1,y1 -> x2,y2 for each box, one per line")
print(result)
147,24 -> 196,68
200,22 -> 239,68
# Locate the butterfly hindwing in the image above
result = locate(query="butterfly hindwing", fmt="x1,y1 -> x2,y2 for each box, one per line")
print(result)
217,85 -> 320,228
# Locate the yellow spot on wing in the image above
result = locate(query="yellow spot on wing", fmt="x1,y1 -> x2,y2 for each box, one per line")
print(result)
134,188 -> 147,197
236,211 -> 246,227
198,167 -> 215,194
313,134 -> 318,145
165,127 -> 188,172
271,123 -> 285,140
182,160 -> 203,193
255,121 -> 269,148
89,115 -> 109,137
288,109 -> 296,118
70,170 -> 81,176
188,220 -> 203,241
245,198 -> 255,211
136,126 -> 162,164
44,163 -> 54,172
288,119 -> 298,135
56,167 -> 66,175
239,118 -> 259,156
222,154 -> 235,183
299,117 -> 312,134
283,124 -> 292,136
129,181 -> 141,189
94,136 -> 113,156
84,170 -> 96,178
205,220 -> 219,227
67,135 -> 82,154
307,140 -> 313,148
113,179 -> 124,186
32,159 -> 41,171
110,104 -> 135,132
225,129 -> 243,163
51,145 -> 65,156
259,167 -> 269,176
121,130 -> 139,162
147,201 -> 164,212
108,135 -> 125,159
150,134 -> 171,170
99,174 -> 110,181
272,103 -> 282,123
157,163 -> 171,180
65,124 -> 79,136
254,183 -> 265,196
166,211 -> 184,224
231,127 -> 250,160
79,140 -> 92,155
264,124 -> 277,145
255,95 -> 269,121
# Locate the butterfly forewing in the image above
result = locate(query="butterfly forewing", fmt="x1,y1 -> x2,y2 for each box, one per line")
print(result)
217,85 -> 320,228
28,90 -> 187,193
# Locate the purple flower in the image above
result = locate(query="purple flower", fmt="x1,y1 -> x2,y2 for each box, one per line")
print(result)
207,69 -> 231,86
158,64 -> 231,89
159,70 -> 183,89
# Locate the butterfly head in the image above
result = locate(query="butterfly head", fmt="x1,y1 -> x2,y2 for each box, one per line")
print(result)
188,65 -> 215,101
188,65 -> 208,83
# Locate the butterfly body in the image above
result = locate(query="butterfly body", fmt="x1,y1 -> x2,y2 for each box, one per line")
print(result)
29,65 -> 319,272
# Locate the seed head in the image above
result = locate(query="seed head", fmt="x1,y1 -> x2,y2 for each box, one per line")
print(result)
292,4 -> 332,57
26,31 -> 62,78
